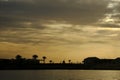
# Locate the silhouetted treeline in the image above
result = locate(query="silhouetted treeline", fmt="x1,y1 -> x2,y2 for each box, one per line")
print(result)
83,57 -> 120,65
1,55 -> 120,70
83,57 -> 120,70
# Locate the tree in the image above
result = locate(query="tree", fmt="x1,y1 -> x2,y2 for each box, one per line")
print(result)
62,60 -> 65,64
49,60 -> 52,64
32,55 -> 38,60
15,55 -> 22,60
42,56 -> 47,63
68,60 -> 71,64
83,57 -> 99,65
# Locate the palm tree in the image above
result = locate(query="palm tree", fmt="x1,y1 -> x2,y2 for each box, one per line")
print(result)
15,55 -> 22,60
62,60 -> 65,64
42,56 -> 47,63
32,55 -> 38,60
68,60 -> 71,64
49,60 -> 52,64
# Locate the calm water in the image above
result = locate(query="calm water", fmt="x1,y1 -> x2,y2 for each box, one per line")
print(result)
0,70 -> 120,80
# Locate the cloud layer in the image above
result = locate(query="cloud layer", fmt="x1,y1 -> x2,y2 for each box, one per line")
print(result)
0,0 -> 120,46
1,0 -> 120,61
98,0 -> 120,28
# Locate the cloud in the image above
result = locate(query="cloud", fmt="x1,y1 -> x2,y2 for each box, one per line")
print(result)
98,0 -> 120,28
0,23 -> 120,46
1,0 -> 120,45
0,0 -> 109,27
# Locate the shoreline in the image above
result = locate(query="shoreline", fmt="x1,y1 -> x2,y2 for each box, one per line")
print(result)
1,64 -> 120,70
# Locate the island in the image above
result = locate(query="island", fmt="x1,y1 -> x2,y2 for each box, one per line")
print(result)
1,55 -> 120,70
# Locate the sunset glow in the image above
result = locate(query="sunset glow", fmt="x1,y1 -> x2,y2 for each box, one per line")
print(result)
0,0 -> 120,63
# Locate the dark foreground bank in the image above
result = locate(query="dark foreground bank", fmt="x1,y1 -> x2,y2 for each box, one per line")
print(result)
1,55 -> 120,70
1,63 -> 120,70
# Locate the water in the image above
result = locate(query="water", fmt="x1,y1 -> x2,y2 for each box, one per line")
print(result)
0,70 -> 120,80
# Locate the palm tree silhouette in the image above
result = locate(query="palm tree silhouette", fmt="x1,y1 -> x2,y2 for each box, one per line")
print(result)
42,56 -> 47,63
62,60 -> 65,64
68,60 -> 71,64
16,55 -> 22,60
49,60 -> 52,64
32,55 -> 38,60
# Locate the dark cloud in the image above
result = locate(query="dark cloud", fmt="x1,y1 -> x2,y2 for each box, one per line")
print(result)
0,0 -> 115,45
0,0 -> 109,27
97,0 -> 120,28
98,23 -> 120,28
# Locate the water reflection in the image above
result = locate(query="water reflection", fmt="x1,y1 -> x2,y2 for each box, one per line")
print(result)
0,70 -> 120,80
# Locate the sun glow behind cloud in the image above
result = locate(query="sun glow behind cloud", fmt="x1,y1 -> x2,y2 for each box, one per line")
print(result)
98,0 -> 120,27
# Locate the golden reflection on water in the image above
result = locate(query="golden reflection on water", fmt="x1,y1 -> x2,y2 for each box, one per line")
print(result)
0,70 -> 120,80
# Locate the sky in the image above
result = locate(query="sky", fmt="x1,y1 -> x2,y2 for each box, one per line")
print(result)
0,0 -> 120,63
